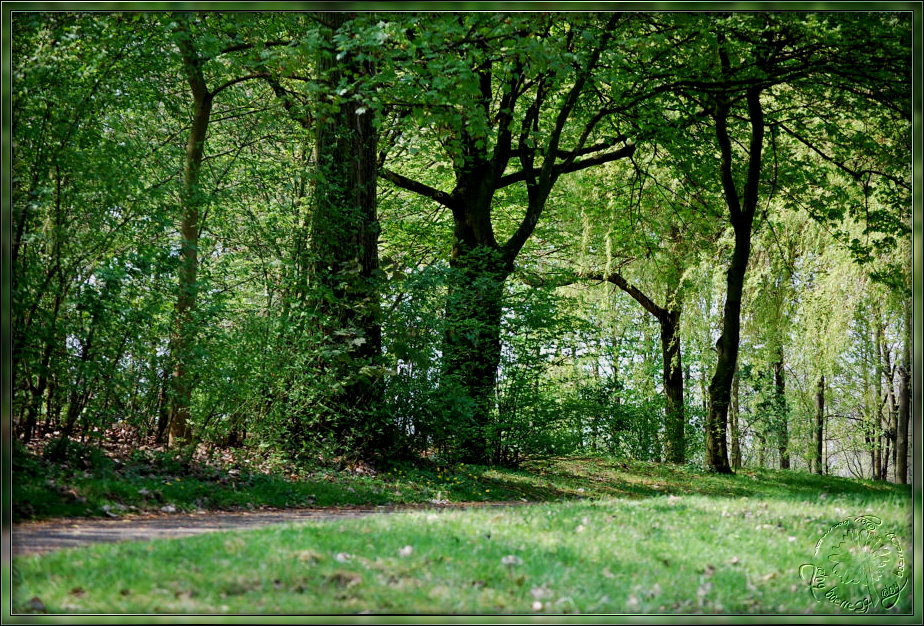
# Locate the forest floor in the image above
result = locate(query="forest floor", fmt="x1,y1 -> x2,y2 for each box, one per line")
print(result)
10,438 -> 914,615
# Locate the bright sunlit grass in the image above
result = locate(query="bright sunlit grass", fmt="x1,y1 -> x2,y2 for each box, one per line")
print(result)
12,459 -> 912,615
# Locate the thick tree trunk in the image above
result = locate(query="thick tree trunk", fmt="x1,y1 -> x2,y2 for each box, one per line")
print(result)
814,375 -> 825,475
443,242 -> 508,464
309,12 -> 385,457
895,299 -> 910,484
774,354 -> 789,469
730,370 -> 741,470
168,23 -> 212,448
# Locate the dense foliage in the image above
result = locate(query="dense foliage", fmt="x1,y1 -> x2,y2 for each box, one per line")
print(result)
11,11 -> 912,480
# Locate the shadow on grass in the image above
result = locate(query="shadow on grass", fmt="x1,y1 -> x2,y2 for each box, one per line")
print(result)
483,456 -> 911,504
15,443 -> 909,524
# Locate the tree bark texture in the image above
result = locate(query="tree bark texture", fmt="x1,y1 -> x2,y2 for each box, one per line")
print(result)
309,12 -> 385,457
168,19 -> 212,448
705,83 -> 764,475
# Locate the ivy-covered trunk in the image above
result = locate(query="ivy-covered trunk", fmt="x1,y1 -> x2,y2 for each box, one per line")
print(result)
442,243 -> 509,464
309,12 -> 386,457
440,167 -> 508,462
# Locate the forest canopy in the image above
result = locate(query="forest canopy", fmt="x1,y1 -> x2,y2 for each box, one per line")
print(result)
10,10 -> 913,482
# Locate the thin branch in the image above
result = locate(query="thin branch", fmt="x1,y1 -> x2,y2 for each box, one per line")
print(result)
379,169 -> 454,209
498,142 -> 636,189
210,73 -> 272,97
586,270 -> 669,323
780,123 -> 910,191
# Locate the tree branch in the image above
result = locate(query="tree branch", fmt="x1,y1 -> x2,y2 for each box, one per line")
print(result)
211,73 -> 272,97
538,13 -> 621,188
780,123 -> 910,191
585,270 -> 668,322
498,142 -> 636,189
206,40 -> 295,61
379,169 -> 454,208
742,86 -> 765,217
517,268 -> 668,323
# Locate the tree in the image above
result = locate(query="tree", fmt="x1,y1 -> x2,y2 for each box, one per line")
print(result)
164,13 -> 295,447
700,39 -> 767,475
380,14 -> 636,462
10,11 -> 909,475
307,13 -> 388,457
647,13 -> 910,473
12,14 -> 178,448
165,14 -> 214,446
598,269 -> 685,463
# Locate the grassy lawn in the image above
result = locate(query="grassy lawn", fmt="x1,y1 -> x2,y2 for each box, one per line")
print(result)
14,439 -> 909,522
12,457 -> 913,615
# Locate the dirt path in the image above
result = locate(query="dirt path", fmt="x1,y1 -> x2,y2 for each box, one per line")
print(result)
10,501 -> 528,558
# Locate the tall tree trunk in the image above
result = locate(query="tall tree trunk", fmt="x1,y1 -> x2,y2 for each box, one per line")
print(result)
895,299 -> 910,484
167,19 -> 212,448
705,85 -> 764,474
881,328 -> 898,482
774,353 -> 789,469
310,12 -> 385,457
814,375 -> 825,475
706,222 -> 752,474
660,309 -> 685,463
730,369 -> 741,470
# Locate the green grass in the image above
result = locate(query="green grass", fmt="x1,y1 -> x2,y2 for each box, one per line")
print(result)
15,441 -> 907,523
12,457 -> 913,615
13,443 -> 535,521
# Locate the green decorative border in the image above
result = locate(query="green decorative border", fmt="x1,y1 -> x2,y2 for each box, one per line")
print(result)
1,2 -> 920,623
